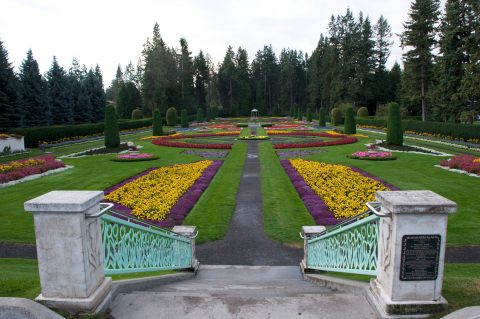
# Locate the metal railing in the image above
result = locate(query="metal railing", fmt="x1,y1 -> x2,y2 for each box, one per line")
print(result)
305,202 -> 385,275
99,207 -> 193,275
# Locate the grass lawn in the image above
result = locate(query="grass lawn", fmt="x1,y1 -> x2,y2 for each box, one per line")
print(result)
183,142 -> 246,244
259,142 -> 315,245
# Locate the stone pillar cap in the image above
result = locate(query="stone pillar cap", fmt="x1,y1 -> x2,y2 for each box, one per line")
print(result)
376,190 -> 457,214
24,191 -> 104,213
172,226 -> 197,237
302,226 -> 326,235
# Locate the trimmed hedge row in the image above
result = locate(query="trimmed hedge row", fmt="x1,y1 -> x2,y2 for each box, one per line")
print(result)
356,118 -> 480,142
11,119 -> 152,147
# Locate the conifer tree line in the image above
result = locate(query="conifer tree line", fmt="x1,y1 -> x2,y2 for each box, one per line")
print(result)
0,42 -> 106,131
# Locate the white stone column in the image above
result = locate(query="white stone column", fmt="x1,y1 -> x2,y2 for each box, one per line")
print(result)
172,225 -> 199,270
24,191 -> 112,312
301,226 -> 326,272
369,190 -> 456,317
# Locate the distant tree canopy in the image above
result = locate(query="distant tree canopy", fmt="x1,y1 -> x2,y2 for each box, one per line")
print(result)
2,2 -> 478,132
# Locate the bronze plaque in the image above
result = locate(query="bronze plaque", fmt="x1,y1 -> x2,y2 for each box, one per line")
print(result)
400,235 -> 441,281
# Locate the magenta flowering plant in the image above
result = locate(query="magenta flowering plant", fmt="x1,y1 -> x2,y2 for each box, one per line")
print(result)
111,153 -> 159,162
348,150 -> 396,161
440,154 -> 480,175
0,155 -> 65,184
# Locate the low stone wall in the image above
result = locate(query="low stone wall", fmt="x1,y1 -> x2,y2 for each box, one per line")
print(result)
0,137 -> 25,153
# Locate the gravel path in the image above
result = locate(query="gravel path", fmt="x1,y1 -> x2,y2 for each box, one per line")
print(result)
196,140 -> 303,265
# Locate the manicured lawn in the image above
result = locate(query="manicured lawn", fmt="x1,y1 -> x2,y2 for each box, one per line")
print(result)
259,142 -> 315,245
0,258 -> 40,299
183,142 -> 246,244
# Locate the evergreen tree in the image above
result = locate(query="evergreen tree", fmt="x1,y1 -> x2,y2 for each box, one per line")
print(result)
400,0 -> 441,121
0,40 -> 22,130
117,82 -> 142,119
106,65 -> 123,103
92,66 -> 106,122
252,45 -> 280,115
76,82 -> 92,123
181,109 -> 188,128
178,38 -> 195,113
68,58 -> 90,124
152,108 -> 163,135
218,46 -> 236,116
306,108 -> 312,122
388,62 -> 402,103
373,16 -> 393,108
194,51 -> 209,111
19,49 -> 49,127
206,107 -> 211,122
104,104 -> 120,148
46,56 -> 72,125
235,47 -> 253,116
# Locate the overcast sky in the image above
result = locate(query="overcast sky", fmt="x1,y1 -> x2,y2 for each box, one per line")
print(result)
0,0 -> 446,85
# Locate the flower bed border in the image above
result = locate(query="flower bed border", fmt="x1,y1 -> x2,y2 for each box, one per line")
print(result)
152,132 -> 239,149
281,159 -> 399,225
104,160 -> 223,227
0,155 -> 68,186
111,153 -> 159,162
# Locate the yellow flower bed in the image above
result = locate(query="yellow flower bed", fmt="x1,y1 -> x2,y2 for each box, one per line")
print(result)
0,158 -> 45,174
289,158 -> 388,219
105,160 -> 212,221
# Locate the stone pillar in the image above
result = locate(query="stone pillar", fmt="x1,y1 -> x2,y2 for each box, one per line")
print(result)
301,226 -> 326,272
24,191 -> 112,312
368,190 -> 457,317
172,226 -> 199,271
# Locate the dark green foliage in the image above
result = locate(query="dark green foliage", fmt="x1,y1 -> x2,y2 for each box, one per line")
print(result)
319,107 -> 326,126
131,108 -> 143,119
344,107 -> 356,134
178,38 -> 195,113
206,108 -> 211,122
181,109 -> 189,128
386,102 -> 403,146
196,108 -> 204,123
290,108 -> 295,118
0,40 -> 22,130
19,49 -> 49,127
330,107 -> 343,125
357,107 -> 369,117
166,107 -> 177,126
46,57 -> 73,125
117,82 -> 142,119
211,106 -> 219,119
152,109 -> 163,136
194,51 -> 209,109
105,65 -> 123,104
252,45 -> 280,115
306,108 -> 312,122
104,105 -> 120,148
297,108 -> 302,120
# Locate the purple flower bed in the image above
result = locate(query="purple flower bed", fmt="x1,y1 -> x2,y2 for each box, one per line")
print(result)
281,160 -> 338,225
281,160 -> 400,226
104,160 -> 223,228
182,150 -> 229,158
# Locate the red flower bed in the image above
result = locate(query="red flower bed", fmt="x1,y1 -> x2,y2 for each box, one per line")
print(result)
268,131 -> 346,138
163,132 -> 239,140
0,155 -> 66,184
152,139 -> 232,149
440,155 -> 480,175
274,137 -> 357,149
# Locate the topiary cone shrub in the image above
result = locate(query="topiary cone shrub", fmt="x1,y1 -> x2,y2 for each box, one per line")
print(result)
319,107 -> 326,127
344,107 -> 356,134
104,105 -> 120,148
181,109 -> 189,128
330,107 -> 343,126
166,107 -> 178,126
197,108 -> 204,123
153,109 -> 163,136
386,102 -> 403,146
357,107 -> 369,117
131,108 -> 143,120
307,108 -> 312,122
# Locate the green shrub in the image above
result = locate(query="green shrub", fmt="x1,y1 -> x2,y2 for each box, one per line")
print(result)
297,108 -> 302,120
306,108 -> 312,122
196,108 -> 204,123
152,109 -> 163,136
181,109 -> 189,128
344,107 -> 356,134
166,107 -> 178,126
330,107 -> 343,126
357,107 -> 369,117
386,102 -> 403,146
131,108 -> 143,120
319,107 -> 326,127
104,105 -> 120,148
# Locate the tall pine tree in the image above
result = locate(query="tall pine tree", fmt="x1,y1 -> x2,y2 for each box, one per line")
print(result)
46,56 -> 72,125
0,40 -> 22,130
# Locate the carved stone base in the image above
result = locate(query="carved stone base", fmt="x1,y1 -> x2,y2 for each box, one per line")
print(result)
367,279 -> 447,319
36,277 -> 112,313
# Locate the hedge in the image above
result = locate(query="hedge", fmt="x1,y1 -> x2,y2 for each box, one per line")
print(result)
11,119 -> 152,147
356,118 -> 480,142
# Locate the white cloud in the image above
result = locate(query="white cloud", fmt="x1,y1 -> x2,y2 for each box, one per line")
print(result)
0,0 -> 446,85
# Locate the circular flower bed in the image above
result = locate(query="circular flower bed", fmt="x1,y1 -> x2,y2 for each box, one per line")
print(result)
111,153 -> 159,162
238,135 -> 270,140
348,151 -> 397,161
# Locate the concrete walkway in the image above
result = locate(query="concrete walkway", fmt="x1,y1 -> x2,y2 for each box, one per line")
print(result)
110,265 -> 376,319
196,140 -> 303,265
